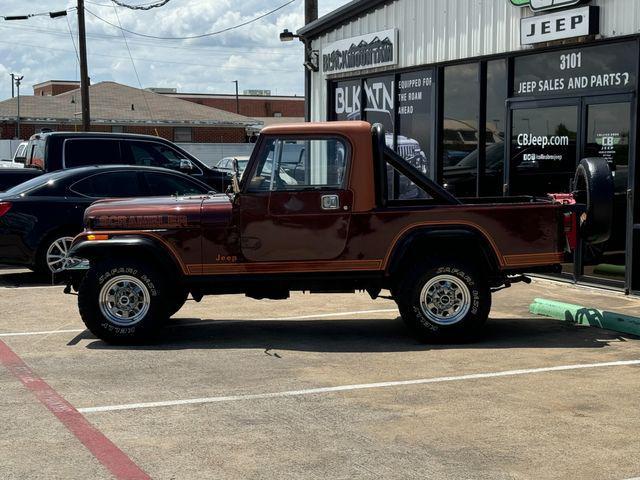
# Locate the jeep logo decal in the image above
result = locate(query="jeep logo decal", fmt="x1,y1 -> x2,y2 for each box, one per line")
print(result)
510,0 -> 589,12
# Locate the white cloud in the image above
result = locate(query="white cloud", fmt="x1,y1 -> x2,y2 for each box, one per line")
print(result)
0,0 -> 351,100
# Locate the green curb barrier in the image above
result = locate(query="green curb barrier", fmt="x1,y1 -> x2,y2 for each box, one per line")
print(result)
529,298 -> 640,337
593,264 -> 626,277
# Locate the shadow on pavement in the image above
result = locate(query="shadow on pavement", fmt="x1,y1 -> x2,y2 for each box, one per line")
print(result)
84,315 -> 630,353
0,269 -> 55,288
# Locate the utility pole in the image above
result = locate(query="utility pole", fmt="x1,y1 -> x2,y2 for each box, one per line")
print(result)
233,80 -> 239,114
77,0 -> 91,131
305,0 -> 317,25
10,73 -> 15,98
14,75 -> 23,139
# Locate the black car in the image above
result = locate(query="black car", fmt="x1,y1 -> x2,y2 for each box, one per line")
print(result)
0,131 -> 231,192
0,165 -> 210,275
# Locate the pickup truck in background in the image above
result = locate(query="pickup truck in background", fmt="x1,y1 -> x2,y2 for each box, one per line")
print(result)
66,121 -> 597,345
0,132 -> 231,192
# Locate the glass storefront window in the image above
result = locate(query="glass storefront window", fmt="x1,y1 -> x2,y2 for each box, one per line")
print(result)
442,63 -> 479,198
333,80 -> 362,121
510,106 -> 577,195
483,60 -> 507,197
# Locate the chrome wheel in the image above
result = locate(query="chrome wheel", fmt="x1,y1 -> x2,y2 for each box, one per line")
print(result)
99,275 -> 151,326
419,274 -> 471,326
46,236 -> 80,273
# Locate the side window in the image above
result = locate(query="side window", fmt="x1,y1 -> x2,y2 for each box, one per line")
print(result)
143,172 -> 208,196
71,171 -> 144,198
29,141 -> 45,169
127,142 -> 196,172
247,137 -> 348,192
65,139 -> 121,168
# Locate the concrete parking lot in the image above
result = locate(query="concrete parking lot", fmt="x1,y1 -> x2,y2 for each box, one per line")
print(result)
1,267 -> 640,480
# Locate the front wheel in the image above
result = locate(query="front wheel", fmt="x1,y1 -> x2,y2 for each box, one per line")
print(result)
78,260 -> 169,344
396,261 -> 491,343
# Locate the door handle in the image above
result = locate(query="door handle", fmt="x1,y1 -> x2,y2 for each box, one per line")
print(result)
321,194 -> 340,210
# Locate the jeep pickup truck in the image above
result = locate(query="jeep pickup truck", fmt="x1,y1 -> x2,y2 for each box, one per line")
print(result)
67,121 -> 584,344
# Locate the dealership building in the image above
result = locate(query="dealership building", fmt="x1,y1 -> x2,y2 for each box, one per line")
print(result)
298,0 -> 640,294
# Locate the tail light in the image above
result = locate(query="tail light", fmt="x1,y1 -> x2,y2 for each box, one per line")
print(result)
0,202 -> 11,217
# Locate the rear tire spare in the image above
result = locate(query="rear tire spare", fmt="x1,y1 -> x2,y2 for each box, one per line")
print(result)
396,260 -> 491,343
573,158 -> 614,244
78,260 -> 169,344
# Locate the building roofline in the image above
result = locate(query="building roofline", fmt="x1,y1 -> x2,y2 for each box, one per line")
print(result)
297,0 -> 392,39
160,93 -> 304,101
32,80 -> 81,88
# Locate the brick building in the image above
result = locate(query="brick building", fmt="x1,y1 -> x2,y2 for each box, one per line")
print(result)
155,91 -> 305,128
0,81 -> 257,142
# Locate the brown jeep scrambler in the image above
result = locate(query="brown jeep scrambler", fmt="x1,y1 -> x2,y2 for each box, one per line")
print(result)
66,121 -> 591,344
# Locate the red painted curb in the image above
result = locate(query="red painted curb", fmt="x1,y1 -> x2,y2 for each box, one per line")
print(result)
0,340 -> 151,480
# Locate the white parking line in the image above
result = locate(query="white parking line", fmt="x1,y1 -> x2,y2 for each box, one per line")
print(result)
78,359 -> 640,414
0,328 -> 85,338
0,308 -> 399,338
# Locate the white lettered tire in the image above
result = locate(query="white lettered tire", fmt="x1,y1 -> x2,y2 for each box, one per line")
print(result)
397,261 -> 491,343
78,260 -> 169,344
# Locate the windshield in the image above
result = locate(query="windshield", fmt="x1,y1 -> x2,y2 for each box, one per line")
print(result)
3,170 -> 67,196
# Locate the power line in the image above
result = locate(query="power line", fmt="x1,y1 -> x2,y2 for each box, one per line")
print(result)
84,0 -> 298,40
0,23 -> 303,56
0,39 -> 303,74
109,0 -> 171,10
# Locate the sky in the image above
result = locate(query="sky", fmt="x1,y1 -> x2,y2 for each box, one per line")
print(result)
0,0 -> 351,100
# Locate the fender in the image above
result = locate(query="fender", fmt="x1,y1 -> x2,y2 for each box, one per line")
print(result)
69,234 -> 184,275
385,227 -> 502,277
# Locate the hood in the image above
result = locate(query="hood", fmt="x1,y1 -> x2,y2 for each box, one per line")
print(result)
84,194 -> 229,231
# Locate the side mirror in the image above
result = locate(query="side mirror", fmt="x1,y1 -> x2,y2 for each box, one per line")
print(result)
230,158 -> 241,194
179,159 -> 194,171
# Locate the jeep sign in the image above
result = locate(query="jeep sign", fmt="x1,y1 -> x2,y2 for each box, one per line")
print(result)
521,6 -> 599,45
510,0 -> 590,12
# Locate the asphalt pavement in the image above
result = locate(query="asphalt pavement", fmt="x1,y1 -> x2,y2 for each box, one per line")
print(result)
1,267 -> 639,480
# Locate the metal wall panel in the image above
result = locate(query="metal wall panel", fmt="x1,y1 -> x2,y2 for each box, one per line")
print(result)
311,0 -> 640,121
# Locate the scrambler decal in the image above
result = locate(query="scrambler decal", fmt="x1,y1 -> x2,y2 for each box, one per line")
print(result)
95,215 -> 189,229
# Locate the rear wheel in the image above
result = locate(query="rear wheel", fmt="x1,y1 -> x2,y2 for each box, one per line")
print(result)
396,260 -> 491,343
78,259 -> 169,344
35,233 -> 82,275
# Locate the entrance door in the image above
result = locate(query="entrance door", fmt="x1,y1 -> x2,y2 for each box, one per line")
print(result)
508,96 -> 634,289
239,135 -> 351,263
579,97 -> 633,286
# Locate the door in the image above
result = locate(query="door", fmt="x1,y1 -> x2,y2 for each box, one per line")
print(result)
507,96 -> 634,288
239,135 -> 351,262
578,97 -> 633,287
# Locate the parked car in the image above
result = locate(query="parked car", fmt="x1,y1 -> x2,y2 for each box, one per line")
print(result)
0,141 -> 28,169
215,156 -> 250,176
0,165 -> 210,275
0,132 -> 230,192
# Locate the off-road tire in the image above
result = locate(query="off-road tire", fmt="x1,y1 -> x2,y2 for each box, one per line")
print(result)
573,158 -> 614,244
396,260 -> 491,343
78,259 -> 169,344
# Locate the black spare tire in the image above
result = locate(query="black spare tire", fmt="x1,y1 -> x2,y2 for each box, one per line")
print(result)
573,158 -> 614,245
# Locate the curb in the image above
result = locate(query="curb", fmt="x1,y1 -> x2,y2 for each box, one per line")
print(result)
529,298 -> 640,337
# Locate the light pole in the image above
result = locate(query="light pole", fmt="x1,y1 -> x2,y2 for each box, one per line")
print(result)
232,80 -> 239,114
13,75 -> 24,139
9,73 -> 15,98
